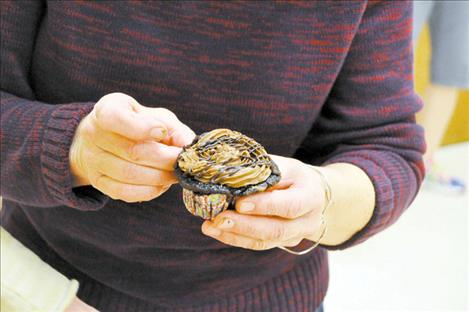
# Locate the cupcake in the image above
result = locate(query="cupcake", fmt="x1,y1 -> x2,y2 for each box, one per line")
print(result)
175,128 -> 281,220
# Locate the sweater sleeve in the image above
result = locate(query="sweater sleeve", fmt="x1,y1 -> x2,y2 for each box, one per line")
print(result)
0,1 -> 108,210
295,1 -> 425,249
1,227 -> 79,312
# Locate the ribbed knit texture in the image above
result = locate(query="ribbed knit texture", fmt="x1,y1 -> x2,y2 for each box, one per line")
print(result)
1,1 -> 425,310
41,103 -> 108,210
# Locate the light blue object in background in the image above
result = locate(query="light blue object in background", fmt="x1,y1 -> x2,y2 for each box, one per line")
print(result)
413,1 -> 469,88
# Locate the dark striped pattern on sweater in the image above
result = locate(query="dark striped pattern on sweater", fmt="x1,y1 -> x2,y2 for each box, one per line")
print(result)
1,1 -> 424,310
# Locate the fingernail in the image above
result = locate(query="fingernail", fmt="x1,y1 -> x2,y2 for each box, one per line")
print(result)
205,226 -> 221,237
217,218 -> 234,229
150,127 -> 167,140
239,202 -> 255,212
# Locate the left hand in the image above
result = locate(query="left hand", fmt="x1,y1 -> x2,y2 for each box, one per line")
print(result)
201,155 -> 326,250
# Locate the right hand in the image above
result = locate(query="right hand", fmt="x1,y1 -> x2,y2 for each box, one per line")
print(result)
69,92 -> 195,203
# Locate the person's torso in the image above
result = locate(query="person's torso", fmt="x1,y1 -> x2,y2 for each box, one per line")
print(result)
14,1 -> 365,307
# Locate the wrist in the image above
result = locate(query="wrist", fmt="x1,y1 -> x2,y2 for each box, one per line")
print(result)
308,163 -> 375,246
69,119 -> 90,187
305,165 -> 331,242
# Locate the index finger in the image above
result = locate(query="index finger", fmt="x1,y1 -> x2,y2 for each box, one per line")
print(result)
235,188 -> 318,219
90,126 -> 181,171
94,93 -> 168,141
141,107 -> 195,147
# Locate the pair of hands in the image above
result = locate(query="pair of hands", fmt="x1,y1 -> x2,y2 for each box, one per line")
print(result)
68,92 -> 327,311
70,93 -> 326,251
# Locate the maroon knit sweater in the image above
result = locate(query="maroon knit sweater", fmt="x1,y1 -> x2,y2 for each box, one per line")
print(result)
1,1 -> 425,311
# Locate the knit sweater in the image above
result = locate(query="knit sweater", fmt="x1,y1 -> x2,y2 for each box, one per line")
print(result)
0,1 -> 425,311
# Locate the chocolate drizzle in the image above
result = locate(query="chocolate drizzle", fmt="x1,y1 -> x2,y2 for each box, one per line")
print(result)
177,129 -> 273,188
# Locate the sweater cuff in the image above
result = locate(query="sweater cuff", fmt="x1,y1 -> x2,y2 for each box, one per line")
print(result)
320,149 -> 420,250
41,103 -> 108,211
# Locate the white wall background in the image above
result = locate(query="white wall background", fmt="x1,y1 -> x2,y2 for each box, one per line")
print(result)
325,143 -> 469,312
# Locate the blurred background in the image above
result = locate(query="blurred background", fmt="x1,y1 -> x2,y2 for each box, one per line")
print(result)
325,8 -> 469,312
414,26 -> 469,147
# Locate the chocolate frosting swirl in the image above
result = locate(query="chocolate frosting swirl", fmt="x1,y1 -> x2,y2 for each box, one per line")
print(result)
177,129 -> 273,188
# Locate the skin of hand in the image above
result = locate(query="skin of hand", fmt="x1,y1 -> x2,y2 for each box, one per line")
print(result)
69,92 -> 195,203
65,297 -> 99,312
202,155 -> 376,250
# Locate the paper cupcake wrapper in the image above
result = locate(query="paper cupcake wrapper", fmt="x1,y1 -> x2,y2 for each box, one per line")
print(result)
182,189 -> 232,220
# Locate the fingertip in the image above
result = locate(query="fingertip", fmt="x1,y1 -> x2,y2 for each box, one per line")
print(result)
167,171 -> 178,184
201,220 -> 210,230
156,184 -> 172,196
185,128 -> 196,145
98,105 -> 170,141
132,142 -> 181,171
201,221 -> 221,237
170,130 -> 195,147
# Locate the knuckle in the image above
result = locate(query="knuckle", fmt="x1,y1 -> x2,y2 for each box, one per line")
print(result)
263,199 -> 277,216
286,158 -> 302,172
290,158 -> 303,168
109,92 -> 127,98
243,222 -> 258,238
106,106 -> 121,123
156,107 -> 176,119
95,99 -> 131,127
93,105 -> 104,123
251,240 -> 267,250
93,97 -> 111,122
285,200 -> 304,219
106,92 -> 133,104
127,143 -> 140,161
270,224 -> 286,241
